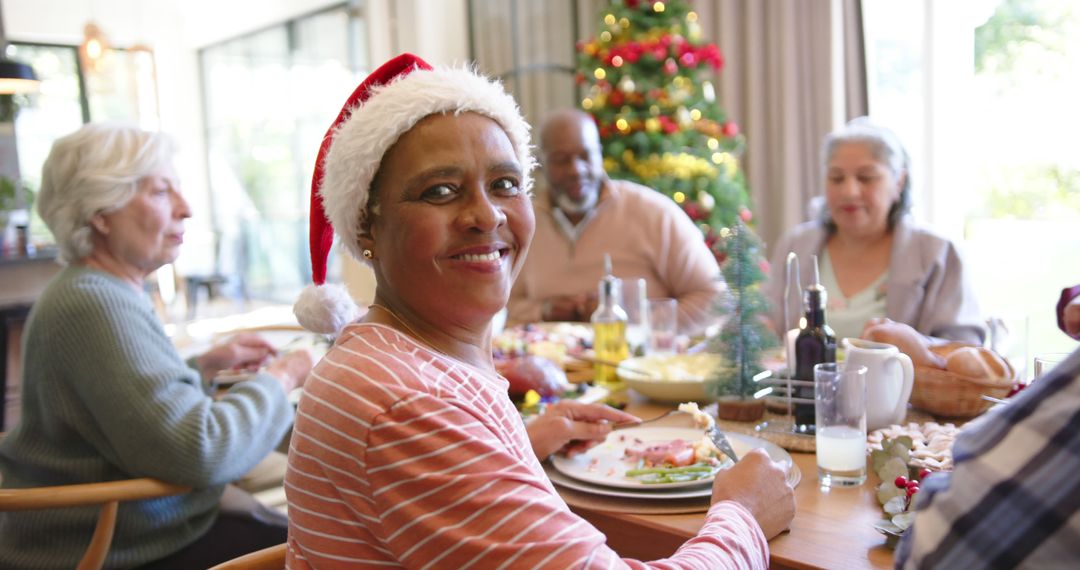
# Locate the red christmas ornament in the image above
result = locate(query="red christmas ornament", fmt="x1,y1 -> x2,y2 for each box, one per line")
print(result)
739,207 -> 753,222
759,259 -> 770,274
608,91 -> 625,107
626,0 -> 640,7
663,58 -> 679,75
679,52 -> 696,66
722,121 -> 740,137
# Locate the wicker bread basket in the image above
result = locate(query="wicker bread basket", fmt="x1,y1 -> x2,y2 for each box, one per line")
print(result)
911,358 -> 1017,418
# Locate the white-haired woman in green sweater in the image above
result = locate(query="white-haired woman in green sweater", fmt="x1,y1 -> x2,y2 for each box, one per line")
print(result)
0,123 -> 312,569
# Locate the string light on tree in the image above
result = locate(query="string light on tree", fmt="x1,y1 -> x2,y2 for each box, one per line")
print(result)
577,0 -> 753,265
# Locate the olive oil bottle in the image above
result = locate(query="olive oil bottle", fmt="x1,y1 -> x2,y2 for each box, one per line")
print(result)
591,254 -> 629,389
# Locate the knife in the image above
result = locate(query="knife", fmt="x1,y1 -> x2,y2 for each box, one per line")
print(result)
706,426 -> 739,463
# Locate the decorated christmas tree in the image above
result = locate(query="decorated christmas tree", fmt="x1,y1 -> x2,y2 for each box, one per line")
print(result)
575,0 -> 751,261
709,218 -> 777,409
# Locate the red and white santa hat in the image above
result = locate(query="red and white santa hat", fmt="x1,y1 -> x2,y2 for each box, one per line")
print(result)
293,53 -> 535,335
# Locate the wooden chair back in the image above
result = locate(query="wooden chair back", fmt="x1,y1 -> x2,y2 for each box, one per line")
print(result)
0,476 -> 189,570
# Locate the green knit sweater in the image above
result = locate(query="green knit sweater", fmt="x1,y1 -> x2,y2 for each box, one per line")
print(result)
0,265 -> 294,569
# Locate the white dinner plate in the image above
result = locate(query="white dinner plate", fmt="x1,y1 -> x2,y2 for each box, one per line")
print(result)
544,462 -> 713,500
550,427 -> 794,490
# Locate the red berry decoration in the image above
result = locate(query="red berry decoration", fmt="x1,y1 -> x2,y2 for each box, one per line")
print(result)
894,476 -> 908,489
906,480 -> 920,491
919,468 -> 932,481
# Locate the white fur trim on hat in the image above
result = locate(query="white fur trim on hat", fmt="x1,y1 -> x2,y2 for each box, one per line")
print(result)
320,65 -> 536,264
293,283 -> 361,335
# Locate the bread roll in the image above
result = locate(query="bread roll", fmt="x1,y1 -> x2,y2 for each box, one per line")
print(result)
862,322 -> 946,369
944,346 -> 1010,380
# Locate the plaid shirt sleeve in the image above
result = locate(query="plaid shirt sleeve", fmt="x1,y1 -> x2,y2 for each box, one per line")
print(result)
895,348 -> 1080,569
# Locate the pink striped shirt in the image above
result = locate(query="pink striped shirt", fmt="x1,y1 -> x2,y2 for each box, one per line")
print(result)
285,323 -> 768,569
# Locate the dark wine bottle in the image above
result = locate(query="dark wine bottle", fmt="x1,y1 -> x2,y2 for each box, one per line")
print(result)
793,256 -> 836,432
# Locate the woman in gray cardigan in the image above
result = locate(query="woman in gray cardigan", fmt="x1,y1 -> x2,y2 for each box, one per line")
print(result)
0,123 -> 313,569
764,118 -> 985,345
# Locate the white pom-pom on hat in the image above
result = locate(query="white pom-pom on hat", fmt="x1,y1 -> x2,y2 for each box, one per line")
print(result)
293,283 -> 361,335
294,53 -> 534,336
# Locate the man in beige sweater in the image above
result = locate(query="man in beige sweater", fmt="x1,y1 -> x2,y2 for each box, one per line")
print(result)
507,109 -> 722,336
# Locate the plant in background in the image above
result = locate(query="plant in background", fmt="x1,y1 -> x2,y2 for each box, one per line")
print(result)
707,217 -> 776,417
576,0 -> 751,263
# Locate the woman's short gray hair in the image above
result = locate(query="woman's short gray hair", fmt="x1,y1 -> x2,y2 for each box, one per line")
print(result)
37,123 -> 176,264
819,117 -> 911,232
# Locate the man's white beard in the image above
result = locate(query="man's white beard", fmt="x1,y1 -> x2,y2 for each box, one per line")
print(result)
555,187 -> 599,217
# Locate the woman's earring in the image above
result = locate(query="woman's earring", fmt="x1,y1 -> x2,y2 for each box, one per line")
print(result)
362,249 -> 374,259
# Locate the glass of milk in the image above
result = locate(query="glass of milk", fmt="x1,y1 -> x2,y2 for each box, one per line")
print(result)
814,362 -> 868,487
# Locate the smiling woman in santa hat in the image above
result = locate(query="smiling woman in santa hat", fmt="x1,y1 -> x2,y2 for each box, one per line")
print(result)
286,53 -> 793,568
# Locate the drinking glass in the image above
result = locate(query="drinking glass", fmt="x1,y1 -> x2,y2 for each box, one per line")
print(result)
647,298 -> 678,354
814,362 -> 868,487
622,278 -> 648,354
1033,352 -> 1069,380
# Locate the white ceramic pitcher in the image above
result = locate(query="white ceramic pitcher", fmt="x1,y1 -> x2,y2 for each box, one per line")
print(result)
842,338 -> 914,431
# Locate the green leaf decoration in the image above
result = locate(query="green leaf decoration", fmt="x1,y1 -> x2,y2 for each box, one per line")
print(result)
871,437 -> 921,547
883,495 -> 907,515
871,449 -> 890,472
880,457 -> 909,484
892,511 -> 915,530
877,481 -> 905,505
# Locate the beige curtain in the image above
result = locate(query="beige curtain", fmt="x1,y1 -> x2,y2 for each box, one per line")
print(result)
468,1 -> 608,130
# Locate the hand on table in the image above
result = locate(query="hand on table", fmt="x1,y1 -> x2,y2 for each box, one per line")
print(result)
710,448 -> 796,540
266,349 -> 315,393
526,400 -> 640,461
196,333 -> 277,380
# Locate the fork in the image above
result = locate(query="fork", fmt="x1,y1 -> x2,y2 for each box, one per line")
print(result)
612,409 -> 680,430
706,425 -> 740,463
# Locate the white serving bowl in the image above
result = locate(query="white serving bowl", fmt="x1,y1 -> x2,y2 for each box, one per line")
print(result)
617,353 -> 722,403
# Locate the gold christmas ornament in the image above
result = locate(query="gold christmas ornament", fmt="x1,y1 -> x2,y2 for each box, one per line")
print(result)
582,97 -> 594,110
690,109 -> 702,121
653,2 -> 666,13
604,14 -> 616,25
645,117 -> 661,133
618,75 -> 636,93
600,31 -> 612,42
673,191 -> 686,203
594,68 -> 607,80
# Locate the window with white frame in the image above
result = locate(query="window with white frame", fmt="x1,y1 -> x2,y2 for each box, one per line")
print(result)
863,0 -> 1080,376
200,5 -> 367,303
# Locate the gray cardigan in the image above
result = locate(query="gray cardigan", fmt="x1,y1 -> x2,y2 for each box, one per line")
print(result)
764,218 -> 986,345
0,265 -> 293,568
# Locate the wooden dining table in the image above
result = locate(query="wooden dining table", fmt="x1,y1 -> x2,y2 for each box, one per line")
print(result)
560,393 -> 896,569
